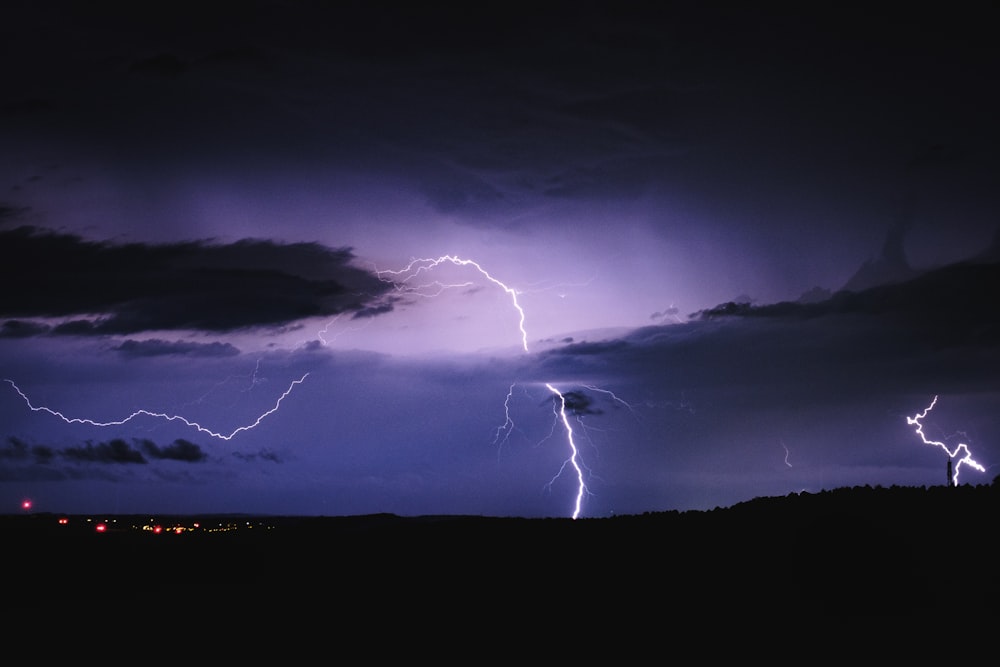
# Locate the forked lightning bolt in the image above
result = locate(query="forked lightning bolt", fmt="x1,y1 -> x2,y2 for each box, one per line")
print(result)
316,313 -> 374,347
381,255 -> 595,517
376,255 -> 529,352
4,375 -> 308,441
907,395 -> 986,486
492,383 -> 517,456
545,383 -> 587,520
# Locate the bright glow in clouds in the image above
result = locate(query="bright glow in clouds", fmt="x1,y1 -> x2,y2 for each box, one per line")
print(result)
378,255 -> 600,517
4,375 -> 309,441
4,255 -> 622,519
907,395 -> 986,486
376,255 -> 530,352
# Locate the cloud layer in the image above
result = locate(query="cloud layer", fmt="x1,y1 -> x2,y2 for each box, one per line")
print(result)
0,226 -> 394,336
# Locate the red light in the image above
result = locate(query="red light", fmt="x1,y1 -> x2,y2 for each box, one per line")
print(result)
153,525 -> 163,534
21,499 -> 32,511
95,523 -> 107,533
58,517 -> 69,525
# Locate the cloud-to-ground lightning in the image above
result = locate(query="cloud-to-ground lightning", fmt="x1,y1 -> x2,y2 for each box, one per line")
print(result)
4,375 -> 309,441
380,254 -> 603,517
375,255 -> 529,352
907,396 -> 986,486
544,383 -> 587,520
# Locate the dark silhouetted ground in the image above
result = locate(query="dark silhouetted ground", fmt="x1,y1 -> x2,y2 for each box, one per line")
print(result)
5,483 -> 997,614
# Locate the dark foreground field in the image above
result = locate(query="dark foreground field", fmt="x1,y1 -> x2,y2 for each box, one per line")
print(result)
6,483 -> 998,614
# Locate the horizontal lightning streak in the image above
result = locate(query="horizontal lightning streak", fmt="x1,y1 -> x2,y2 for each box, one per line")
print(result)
5,375 -> 309,441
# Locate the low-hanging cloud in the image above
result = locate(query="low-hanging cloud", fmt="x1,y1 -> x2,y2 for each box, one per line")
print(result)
1,435 -> 208,465
112,338 -> 241,358
536,254 -> 1000,409
0,226 -> 397,336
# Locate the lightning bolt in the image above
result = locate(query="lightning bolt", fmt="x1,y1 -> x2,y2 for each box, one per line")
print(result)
10,253 -> 604,519
781,440 -> 793,468
317,313 -> 373,346
492,383 -> 518,456
582,384 -> 639,421
906,395 -> 986,486
545,383 -> 587,520
380,255 -> 601,517
4,374 -> 309,441
376,255 -> 529,352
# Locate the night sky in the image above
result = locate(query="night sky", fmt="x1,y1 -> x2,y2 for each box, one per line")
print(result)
3,1 -> 1000,518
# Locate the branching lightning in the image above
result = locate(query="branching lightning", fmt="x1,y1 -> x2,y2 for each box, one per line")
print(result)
317,313 -> 372,346
11,253 -> 610,519
4,375 -> 309,441
379,255 -> 603,517
582,384 -> 639,421
492,383 -> 518,455
545,383 -> 587,520
376,255 -> 529,352
907,395 -> 986,486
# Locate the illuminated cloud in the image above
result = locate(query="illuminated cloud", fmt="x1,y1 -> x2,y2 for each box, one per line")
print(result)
2,3 -> 1000,518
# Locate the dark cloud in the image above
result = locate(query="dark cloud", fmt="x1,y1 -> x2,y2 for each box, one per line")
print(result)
693,257 -> 1000,351
50,320 -> 98,336
0,226 -> 395,336
2,436 -> 209,466
0,320 -> 51,338
139,438 -> 207,462
0,204 -> 28,224
555,390 -> 601,417
232,448 -> 282,463
0,436 -> 53,462
840,210 -> 919,293
61,439 -> 147,464
540,255 -> 1000,408
113,338 -> 240,358
351,303 -> 397,320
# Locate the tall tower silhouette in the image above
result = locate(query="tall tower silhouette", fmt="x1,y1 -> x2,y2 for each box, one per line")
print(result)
947,458 -> 954,487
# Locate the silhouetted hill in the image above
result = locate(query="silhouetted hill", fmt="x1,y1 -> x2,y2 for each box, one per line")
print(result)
5,482 -> 997,614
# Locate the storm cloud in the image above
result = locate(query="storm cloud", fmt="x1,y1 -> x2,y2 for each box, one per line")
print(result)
0,226 -> 395,335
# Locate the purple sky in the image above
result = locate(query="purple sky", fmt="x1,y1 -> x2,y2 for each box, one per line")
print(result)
2,2 -> 1000,518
